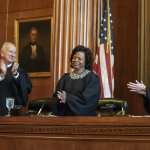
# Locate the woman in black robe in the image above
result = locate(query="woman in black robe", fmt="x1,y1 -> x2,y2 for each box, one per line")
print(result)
52,45 -> 100,116
0,42 -> 32,115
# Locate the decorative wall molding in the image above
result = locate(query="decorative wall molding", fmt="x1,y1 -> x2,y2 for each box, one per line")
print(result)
0,125 -> 150,136
1,117 -> 150,149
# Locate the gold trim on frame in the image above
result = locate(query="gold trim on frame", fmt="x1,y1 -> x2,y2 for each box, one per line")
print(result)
14,17 -> 53,78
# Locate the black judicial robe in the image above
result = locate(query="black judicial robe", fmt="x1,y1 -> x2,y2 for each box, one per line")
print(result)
143,87 -> 150,113
0,66 -> 32,115
52,71 -> 100,116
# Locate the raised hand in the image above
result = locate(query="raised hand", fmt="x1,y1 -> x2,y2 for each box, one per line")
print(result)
0,59 -> 7,75
57,90 -> 67,103
11,62 -> 19,75
127,80 -> 146,96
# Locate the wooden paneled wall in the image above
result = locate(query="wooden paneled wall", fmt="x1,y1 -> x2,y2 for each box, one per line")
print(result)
112,0 -> 146,115
139,0 -> 150,85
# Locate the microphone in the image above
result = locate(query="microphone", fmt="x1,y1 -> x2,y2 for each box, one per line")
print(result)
37,103 -> 45,115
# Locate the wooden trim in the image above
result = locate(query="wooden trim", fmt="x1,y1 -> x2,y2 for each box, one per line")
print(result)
138,0 -> 145,81
138,0 -> 150,85
1,117 -> 150,136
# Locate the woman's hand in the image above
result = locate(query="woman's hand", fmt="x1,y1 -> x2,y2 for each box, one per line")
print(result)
127,80 -> 146,96
57,90 -> 67,103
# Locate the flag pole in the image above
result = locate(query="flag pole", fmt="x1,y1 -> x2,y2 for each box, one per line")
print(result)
107,0 -> 114,97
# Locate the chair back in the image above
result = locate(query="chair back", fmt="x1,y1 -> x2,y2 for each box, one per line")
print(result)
28,97 -> 51,115
97,99 -> 128,116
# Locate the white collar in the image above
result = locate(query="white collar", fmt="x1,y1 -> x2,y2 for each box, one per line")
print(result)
7,63 -> 12,68
69,70 -> 90,80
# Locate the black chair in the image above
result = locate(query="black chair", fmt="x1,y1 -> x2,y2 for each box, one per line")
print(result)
28,97 -> 52,115
97,99 -> 128,116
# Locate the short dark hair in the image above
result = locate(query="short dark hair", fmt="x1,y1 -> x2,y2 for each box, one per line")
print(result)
70,45 -> 93,70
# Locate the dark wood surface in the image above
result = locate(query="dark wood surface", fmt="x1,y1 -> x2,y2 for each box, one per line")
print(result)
0,116 -> 150,150
112,0 -> 146,114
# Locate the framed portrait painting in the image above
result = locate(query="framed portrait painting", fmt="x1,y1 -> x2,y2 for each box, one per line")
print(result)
15,17 -> 52,77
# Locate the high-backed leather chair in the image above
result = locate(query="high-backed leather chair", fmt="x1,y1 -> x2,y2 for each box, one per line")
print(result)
97,99 -> 128,116
28,97 -> 52,115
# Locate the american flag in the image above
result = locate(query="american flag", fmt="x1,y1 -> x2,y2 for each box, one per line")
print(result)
93,0 -> 114,98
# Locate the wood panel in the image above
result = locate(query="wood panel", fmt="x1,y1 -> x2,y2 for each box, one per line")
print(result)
0,0 -> 53,13
139,0 -> 150,85
112,0 -> 146,114
0,0 -> 6,13
0,14 -> 6,43
0,116 -> 150,150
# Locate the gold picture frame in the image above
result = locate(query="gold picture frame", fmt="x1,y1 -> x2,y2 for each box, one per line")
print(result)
15,17 -> 52,77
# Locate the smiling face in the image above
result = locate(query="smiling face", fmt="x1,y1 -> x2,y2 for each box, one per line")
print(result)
71,51 -> 85,73
0,42 -> 16,64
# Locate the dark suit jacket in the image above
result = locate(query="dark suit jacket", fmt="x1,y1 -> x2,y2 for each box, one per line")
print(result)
0,65 -> 32,115
144,87 -> 150,113
20,43 -> 49,72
